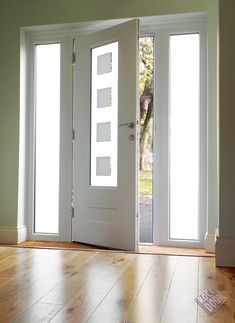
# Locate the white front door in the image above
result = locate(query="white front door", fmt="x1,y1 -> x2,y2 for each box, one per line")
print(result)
72,20 -> 139,251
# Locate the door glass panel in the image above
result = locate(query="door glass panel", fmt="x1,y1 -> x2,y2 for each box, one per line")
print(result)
97,122 -> 111,142
169,33 -> 199,240
139,36 -> 154,243
90,42 -> 118,187
97,52 -> 112,74
34,43 -> 60,234
96,157 -> 111,176
97,87 -> 112,108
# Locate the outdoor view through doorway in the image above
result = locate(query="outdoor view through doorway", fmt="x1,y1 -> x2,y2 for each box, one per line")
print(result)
139,36 -> 154,244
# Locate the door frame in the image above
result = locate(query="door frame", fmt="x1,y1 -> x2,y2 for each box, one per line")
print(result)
23,13 -> 207,245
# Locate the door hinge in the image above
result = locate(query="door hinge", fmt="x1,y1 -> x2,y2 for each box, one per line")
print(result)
72,52 -> 76,65
71,206 -> 74,218
72,129 -> 75,140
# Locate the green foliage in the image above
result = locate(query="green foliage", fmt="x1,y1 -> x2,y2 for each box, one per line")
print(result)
140,178 -> 152,195
139,37 -> 154,96
139,37 -> 154,170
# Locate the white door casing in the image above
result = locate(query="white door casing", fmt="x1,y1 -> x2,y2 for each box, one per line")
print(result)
72,19 -> 139,250
25,14 -> 207,248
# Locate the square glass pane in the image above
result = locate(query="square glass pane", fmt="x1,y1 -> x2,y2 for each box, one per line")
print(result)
97,122 -> 111,142
97,87 -> 112,108
96,157 -> 111,176
97,52 -> 112,75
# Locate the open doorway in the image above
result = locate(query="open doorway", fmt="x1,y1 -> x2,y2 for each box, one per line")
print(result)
139,36 -> 154,244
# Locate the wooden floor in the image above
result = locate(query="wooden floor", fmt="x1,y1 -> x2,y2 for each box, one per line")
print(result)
0,247 -> 234,323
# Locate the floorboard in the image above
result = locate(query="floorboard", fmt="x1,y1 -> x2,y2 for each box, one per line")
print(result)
0,247 -> 233,323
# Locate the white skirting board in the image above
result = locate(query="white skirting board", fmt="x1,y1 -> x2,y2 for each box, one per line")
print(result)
0,226 -> 27,244
216,236 -> 235,267
204,232 -> 216,253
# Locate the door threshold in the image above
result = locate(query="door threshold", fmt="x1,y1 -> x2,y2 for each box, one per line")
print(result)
11,240 -> 215,257
139,245 -> 215,257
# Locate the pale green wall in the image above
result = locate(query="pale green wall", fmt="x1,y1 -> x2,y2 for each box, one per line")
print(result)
0,1 -> 218,232
219,0 -> 235,238
0,15 -> 20,227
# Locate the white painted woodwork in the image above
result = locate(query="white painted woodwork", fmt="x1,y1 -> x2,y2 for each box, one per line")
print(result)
72,19 -> 139,251
27,35 -> 73,241
152,21 -> 207,247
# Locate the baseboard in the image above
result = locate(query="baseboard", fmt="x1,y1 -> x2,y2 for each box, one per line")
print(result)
204,232 -> 216,253
0,226 -> 27,244
17,225 -> 27,243
216,236 -> 235,267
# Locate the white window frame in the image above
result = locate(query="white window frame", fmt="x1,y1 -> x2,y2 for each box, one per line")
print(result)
26,33 -> 74,241
141,18 -> 207,247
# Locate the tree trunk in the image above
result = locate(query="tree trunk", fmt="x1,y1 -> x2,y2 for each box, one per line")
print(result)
139,79 -> 153,171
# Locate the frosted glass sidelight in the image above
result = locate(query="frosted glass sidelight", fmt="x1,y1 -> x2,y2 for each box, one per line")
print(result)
169,34 -> 199,240
34,43 -> 60,234
90,42 -> 118,187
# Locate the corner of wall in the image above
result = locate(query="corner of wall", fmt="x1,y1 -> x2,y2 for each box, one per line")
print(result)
216,236 -> 235,267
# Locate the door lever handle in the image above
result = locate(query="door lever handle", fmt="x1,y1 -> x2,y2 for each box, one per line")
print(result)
118,122 -> 135,129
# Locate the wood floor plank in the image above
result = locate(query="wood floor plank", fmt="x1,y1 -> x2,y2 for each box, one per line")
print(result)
40,251 -> 108,305
13,303 -> 62,323
0,248 -> 33,274
0,268 -> 63,321
123,255 -> 177,323
197,257 -> 235,323
40,252 -> 134,306
160,256 -> 199,323
0,249 -> 78,303
0,249 -> 85,321
50,253 -> 136,322
224,267 -> 235,322
85,254 -> 154,323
